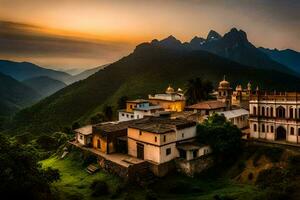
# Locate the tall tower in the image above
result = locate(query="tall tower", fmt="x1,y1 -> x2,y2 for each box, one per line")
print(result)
217,76 -> 232,110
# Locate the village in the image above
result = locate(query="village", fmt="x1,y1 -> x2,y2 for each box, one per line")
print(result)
70,77 -> 300,181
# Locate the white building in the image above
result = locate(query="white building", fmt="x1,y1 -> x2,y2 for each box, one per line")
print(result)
118,99 -> 162,122
217,108 -> 249,129
127,116 -> 211,176
249,91 -> 300,144
75,125 -> 93,146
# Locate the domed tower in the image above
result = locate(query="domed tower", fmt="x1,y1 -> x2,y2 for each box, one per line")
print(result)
217,76 -> 232,109
165,85 -> 175,94
247,82 -> 252,94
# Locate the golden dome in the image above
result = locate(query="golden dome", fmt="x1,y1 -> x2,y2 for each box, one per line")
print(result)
166,85 -> 175,94
219,76 -> 230,89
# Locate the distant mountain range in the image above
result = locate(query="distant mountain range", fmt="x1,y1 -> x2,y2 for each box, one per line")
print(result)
259,48 -> 300,73
22,76 -> 67,98
0,72 -> 40,116
150,28 -> 296,75
0,60 -> 71,82
0,60 -> 106,116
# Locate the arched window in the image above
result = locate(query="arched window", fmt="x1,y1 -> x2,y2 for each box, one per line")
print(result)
298,128 -> 300,136
276,106 -> 286,118
271,126 -> 274,133
290,108 -> 294,119
254,124 -> 257,132
258,106 -> 260,116
291,127 -> 295,135
253,106 -> 257,115
262,107 -> 265,116
270,107 -> 274,117
262,124 -> 265,132
266,107 -> 269,117
97,139 -> 101,149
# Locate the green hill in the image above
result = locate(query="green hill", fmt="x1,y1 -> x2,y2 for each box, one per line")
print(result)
9,43 -> 300,134
22,76 -> 67,98
0,72 -> 41,116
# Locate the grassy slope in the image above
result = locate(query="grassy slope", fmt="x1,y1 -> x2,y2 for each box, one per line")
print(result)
41,151 -> 260,200
41,155 -> 124,200
10,44 -> 300,135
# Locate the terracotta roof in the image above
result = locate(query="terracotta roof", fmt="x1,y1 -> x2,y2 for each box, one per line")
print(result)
187,100 -> 226,110
128,116 -> 196,134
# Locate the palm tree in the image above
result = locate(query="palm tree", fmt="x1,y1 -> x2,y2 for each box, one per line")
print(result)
185,77 -> 213,105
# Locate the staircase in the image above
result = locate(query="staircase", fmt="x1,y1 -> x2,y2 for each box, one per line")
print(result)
86,164 -> 100,174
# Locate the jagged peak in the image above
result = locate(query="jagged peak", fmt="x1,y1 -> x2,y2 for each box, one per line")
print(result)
207,30 -> 222,41
224,28 -> 248,42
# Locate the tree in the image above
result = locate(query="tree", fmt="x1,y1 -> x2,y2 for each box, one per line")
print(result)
0,134 -> 60,199
90,113 -> 105,124
117,96 -> 128,110
197,113 -> 242,156
185,77 -> 213,105
103,105 -> 114,121
72,122 -> 80,130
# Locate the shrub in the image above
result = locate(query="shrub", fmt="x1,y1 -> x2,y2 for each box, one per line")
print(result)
169,180 -> 191,194
145,189 -> 157,200
14,132 -> 32,144
248,172 -> 253,181
36,135 -> 57,150
90,180 -> 109,197
255,167 -> 287,189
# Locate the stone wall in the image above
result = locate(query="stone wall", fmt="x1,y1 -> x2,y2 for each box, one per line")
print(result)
175,155 -> 213,177
148,160 -> 176,177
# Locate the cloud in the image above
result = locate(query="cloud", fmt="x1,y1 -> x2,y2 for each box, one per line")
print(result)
0,21 -> 133,69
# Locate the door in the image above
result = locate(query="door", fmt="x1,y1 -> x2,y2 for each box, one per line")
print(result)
137,143 -> 144,160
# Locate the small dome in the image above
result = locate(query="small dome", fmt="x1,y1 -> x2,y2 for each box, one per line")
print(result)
219,77 -> 230,88
166,85 -> 175,94
177,88 -> 183,92
236,85 -> 242,91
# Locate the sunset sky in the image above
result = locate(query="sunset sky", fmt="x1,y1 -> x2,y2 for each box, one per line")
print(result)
0,0 -> 299,71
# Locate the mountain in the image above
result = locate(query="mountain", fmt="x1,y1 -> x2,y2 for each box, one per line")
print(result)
9,43 -> 300,135
151,28 -> 295,75
259,48 -> 300,73
66,64 -> 109,83
0,72 -> 41,116
22,76 -> 67,98
0,60 -> 72,83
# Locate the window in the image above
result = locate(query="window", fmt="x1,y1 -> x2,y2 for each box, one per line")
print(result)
97,139 -> 101,148
266,107 -> 269,116
166,148 -> 171,155
258,106 -> 260,115
131,115 -> 134,118
137,115 -> 139,119
122,113 -> 125,116
182,133 -> 184,138
271,126 -> 274,133
254,124 -> 257,132
193,150 -> 198,158
262,124 -> 265,132
298,128 -> 300,136
163,135 -> 166,142
130,105 -> 133,109
154,136 -> 157,142
126,114 -> 129,117
139,130 -> 142,136
270,107 -> 274,117
80,135 -> 83,140
290,108 -> 294,118
253,106 -> 257,115
291,127 -> 295,135
262,107 -> 265,116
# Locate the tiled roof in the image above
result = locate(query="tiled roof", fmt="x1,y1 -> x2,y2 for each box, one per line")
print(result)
217,108 -> 249,119
187,100 -> 226,110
